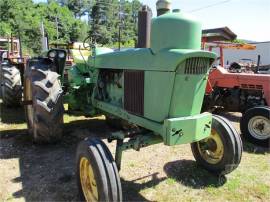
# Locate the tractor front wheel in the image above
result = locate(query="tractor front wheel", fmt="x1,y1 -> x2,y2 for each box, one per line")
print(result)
191,115 -> 242,175
0,63 -> 22,107
24,58 -> 64,143
76,138 -> 122,202
241,107 -> 270,147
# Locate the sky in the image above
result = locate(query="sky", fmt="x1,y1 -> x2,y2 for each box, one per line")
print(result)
35,0 -> 270,41
144,0 -> 270,42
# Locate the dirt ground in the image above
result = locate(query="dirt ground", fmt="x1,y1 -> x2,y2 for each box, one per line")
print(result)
0,102 -> 269,202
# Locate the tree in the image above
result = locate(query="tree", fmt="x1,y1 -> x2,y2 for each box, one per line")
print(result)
0,0 -> 42,53
0,0 -> 142,54
58,0 -> 92,18
119,0 -> 141,47
0,22 -> 12,36
89,0 -> 142,47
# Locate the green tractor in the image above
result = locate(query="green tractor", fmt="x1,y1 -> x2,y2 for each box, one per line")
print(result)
24,5 -> 242,202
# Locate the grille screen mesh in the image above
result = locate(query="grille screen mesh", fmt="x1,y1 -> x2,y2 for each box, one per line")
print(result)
124,70 -> 144,115
184,57 -> 211,74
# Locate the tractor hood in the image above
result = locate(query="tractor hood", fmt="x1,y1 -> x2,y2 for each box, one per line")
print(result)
93,48 -> 216,71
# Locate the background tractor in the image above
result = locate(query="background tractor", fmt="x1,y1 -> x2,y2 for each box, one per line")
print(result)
203,42 -> 270,146
24,1 -> 242,201
0,37 -> 28,107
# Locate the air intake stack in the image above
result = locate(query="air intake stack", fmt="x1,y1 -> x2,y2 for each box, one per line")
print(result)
156,0 -> 171,16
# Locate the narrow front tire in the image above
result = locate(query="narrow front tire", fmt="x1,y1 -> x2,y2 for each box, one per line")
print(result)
191,115 -> 242,175
76,138 -> 122,202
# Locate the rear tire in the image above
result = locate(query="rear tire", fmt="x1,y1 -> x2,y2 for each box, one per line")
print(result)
0,63 -> 22,107
76,138 -> 122,202
191,115 -> 242,175
24,58 -> 64,144
241,107 -> 270,147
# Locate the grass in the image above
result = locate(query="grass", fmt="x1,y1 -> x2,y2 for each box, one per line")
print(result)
0,101 -> 269,201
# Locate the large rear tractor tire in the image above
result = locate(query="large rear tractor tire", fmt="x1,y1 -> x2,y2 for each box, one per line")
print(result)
191,115 -> 242,175
0,63 -> 22,107
241,107 -> 270,147
24,58 -> 64,144
76,138 -> 122,202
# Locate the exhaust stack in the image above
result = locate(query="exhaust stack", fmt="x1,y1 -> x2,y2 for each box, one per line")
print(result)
137,5 -> 152,48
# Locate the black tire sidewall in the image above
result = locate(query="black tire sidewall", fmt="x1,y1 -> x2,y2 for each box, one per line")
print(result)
24,58 -> 64,143
0,64 -> 22,106
191,116 -> 236,174
241,107 -> 270,146
76,139 -> 110,202
215,115 -> 242,168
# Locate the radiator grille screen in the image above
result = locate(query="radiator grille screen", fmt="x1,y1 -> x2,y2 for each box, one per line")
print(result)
124,70 -> 144,116
184,57 -> 211,74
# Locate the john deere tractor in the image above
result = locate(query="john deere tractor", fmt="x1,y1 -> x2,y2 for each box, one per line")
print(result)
24,3 -> 242,201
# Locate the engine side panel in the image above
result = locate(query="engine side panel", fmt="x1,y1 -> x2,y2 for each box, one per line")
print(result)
144,71 -> 175,122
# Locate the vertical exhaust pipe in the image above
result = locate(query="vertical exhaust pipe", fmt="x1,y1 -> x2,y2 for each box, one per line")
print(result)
137,5 -> 152,48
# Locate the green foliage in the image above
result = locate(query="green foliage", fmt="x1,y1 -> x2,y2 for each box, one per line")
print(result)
36,2 -> 86,44
89,0 -> 142,47
230,39 -> 246,44
0,0 -> 142,54
0,22 -> 12,36
58,0 -> 92,18
0,0 -> 88,54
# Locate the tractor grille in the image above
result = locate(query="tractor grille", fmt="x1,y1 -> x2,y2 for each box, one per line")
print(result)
184,57 -> 211,74
124,70 -> 144,116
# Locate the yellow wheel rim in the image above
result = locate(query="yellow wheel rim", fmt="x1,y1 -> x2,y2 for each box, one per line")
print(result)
80,157 -> 98,202
197,129 -> 224,164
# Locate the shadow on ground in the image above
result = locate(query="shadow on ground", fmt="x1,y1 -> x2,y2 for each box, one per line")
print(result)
0,102 -> 25,124
122,173 -> 166,202
241,139 -> 269,154
0,117 -> 152,201
164,160 -> 226,188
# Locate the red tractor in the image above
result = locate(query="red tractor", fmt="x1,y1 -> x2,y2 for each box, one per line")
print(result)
203,42 -> 270,146
0,37 -> 28,107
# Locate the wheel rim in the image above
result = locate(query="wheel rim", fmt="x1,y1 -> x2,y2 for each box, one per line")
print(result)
248,116 -> 270,140
80,157 -> 98,202
197,129 -> 224,164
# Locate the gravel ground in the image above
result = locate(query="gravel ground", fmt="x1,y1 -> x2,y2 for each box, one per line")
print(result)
0,103 -> 269,202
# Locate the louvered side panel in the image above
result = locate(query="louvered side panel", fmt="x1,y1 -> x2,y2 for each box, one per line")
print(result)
124,70 -> 144,116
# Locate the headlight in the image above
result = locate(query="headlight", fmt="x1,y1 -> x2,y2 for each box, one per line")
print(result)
48,51 -> 56,58
58,52 -> 65,58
